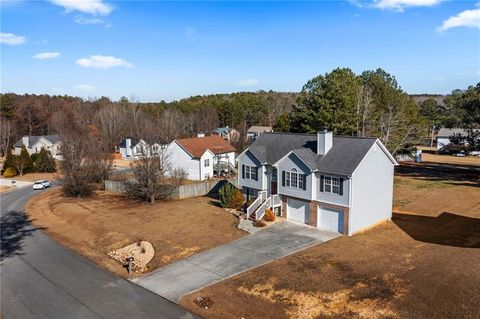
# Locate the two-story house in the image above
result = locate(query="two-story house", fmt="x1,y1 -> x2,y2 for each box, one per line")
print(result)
166,134 -> 236,181
237,131 -> 398,236
118,137 -> 166,159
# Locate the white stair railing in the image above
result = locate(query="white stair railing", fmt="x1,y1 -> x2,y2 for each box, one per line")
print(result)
245,190 -> 267,220
255,196 -> 271,221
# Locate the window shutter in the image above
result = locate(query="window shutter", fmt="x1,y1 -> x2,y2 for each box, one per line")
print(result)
255,167 -> 259,181
282,171 -> 285,187
320,175 -> 324,192
242,165 -> 245,178
339,178 -> 344,195
302,174 -> 307,190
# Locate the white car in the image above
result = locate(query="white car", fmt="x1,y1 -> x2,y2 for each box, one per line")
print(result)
33,180 -> 52,190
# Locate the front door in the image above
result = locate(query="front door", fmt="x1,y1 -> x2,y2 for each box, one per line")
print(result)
271,181 -> 277,195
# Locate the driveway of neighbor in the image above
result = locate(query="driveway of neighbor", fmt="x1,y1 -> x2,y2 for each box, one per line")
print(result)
134,221 -> 341,303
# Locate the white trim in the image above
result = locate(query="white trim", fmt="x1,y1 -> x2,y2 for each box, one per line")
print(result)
272,150 -> 313,172
375,139 -> 398,165
236,148 -> 262,164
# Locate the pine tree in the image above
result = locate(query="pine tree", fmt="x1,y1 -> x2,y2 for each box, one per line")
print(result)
35,148 -> 57,173
14,147 -> 34,176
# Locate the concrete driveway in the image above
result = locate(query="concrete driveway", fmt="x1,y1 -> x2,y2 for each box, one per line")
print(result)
134,221 -> 340,303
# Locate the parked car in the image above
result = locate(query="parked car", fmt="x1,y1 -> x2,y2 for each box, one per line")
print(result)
32,180 -> 51,190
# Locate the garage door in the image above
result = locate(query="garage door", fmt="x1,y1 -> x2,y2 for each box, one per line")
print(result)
287,198 -> 309,224
318,206 -> 344,233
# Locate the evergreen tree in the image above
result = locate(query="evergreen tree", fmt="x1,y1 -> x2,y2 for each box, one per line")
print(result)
14,147 -> 34,176
1,150 -> 16,175
35,148 -> 57,173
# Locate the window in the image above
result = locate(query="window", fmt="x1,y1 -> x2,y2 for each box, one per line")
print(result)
284,168 -> 304,190
250,166 -> 257,180
243,165 -> 257,180
204,159 -> 210,167
291,168 -> 298,188
323,176 -> 341,195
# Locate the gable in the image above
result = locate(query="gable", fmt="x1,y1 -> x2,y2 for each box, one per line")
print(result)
276,152 -> 312,174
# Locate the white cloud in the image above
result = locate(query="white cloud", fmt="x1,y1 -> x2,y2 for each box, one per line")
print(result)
350,0 -> 442,11
0,32 -> 26,45
438,8 -> 480,31
50,0 -> 113,15
237,78 -> 260,87
33,52 -> 61,60
74,15 -> 104,24
75,55 -> 134,69
74,84 -> 96,91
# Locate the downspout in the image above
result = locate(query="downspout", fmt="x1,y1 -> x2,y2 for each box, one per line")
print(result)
348,173 -> 353,236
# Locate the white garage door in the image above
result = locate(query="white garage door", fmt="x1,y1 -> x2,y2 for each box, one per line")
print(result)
287,198 -> 309,224
318,206 -> 344,233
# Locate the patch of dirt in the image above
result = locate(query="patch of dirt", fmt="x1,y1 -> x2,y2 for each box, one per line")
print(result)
26,189 -> 246,278
180,160 -> 480,319
0,185 -> 11,192
107,241 -> 154,273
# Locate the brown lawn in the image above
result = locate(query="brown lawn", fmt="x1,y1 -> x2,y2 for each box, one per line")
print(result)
180,159 -> 480,319
26,190 -> 246,277
3,172 -> 58,182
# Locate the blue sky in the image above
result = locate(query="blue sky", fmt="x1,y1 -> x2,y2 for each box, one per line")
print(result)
1,0 -> 479,102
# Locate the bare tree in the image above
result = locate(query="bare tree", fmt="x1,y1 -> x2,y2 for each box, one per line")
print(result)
124,147 -> 186,203
0,117 -> 14,156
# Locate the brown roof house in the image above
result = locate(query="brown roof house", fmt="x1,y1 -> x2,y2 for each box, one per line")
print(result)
165,134 -> 236,180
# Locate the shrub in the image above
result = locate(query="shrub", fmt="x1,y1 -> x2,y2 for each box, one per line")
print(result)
230,189 -> 245,209
14,147 -> 34,176
263,209 -> 275,222
1,151 -> 16,175
3,167 -> 17,178
218,183 -> 236,208
254,219 -> 267,228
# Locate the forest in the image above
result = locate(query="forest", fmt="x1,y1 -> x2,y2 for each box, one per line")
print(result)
1,68 -> 478,156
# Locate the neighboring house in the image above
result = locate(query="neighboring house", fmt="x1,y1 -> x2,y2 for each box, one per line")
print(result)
436,128 -> 480,150
212,126 -> 240,143
14,135 -> 63,160
166,134 -> 236,181
237,131 -> 398,236
247,126 -> 273,140
118,137 -> 165,159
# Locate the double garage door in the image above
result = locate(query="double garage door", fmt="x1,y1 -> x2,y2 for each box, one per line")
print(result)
287,198 -> 344,234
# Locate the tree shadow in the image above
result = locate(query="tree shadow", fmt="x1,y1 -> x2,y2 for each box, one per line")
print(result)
393,212 -> 480,248
395,161 -> 480,187
0,210 -> 44,261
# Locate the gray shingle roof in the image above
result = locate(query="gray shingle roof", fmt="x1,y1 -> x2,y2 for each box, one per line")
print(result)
248,132 -> 378,176
437,128 -> 479,137
14,135 -> 61,148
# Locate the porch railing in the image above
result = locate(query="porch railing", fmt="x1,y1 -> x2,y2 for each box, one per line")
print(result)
255,196 -> 271,221
245,190 -> 267,219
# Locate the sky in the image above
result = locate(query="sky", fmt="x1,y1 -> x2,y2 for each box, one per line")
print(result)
1,0 -> 479,102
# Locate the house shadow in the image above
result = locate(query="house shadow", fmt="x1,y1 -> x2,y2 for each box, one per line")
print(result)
0,210 -> 44,261
392,212 -> 480,248
395,161 -> 480,187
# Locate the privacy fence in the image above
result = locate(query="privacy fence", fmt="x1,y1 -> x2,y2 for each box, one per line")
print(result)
104,178 -> 238,200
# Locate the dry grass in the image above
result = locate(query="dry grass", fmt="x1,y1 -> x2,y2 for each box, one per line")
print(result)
180,160 -> 480,319
26,190 -> 246,278
0,185 -> 12,193
3,172 -> 58,182
421,152 -> 480,167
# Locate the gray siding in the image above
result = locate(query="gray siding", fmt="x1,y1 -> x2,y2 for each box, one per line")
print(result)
349,142 -> 395,235
314,172 -> 350,207
277,153 -> 313,201
237,150 -> 266,191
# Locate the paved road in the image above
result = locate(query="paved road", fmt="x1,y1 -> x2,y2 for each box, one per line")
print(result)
135,221 -> 340,303
0,186 -> 198,319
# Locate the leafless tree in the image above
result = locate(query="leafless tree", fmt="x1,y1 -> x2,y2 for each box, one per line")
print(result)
0,117 -> 14,156
124,147 -> 186,203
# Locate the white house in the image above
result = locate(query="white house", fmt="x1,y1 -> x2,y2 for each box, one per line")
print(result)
436,128 -> 480,150
118,138 -> 166,159
237,131 -> 398,236
165,134 -> 236,181
14,135 -> 63,160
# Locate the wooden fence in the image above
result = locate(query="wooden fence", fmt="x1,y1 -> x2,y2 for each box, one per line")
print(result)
104,178 -> 238,200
